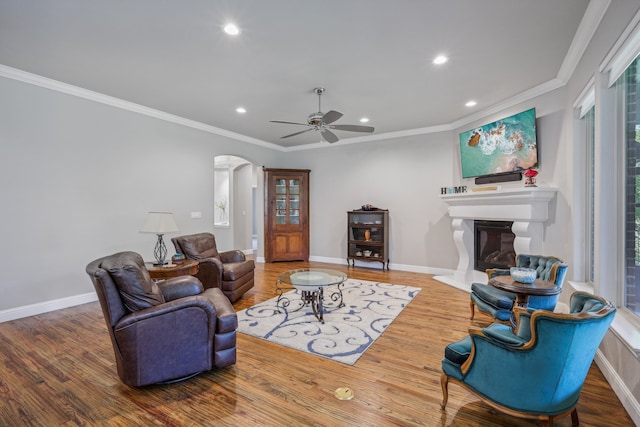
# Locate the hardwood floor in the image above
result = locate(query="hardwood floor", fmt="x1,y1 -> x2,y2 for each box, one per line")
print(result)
0,260 -> 633,426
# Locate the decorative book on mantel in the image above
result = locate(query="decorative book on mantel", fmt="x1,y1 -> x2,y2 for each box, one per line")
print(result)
472,185 -> 501,192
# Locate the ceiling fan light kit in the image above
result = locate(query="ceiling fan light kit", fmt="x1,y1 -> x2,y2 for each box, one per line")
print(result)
270,87 -> 374,143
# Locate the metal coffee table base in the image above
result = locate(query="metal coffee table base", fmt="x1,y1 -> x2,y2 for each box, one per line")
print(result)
275,282 -> 345,323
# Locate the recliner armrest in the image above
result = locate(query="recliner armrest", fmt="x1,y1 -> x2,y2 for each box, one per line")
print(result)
192,257 -> 224,290
202,287 -> 238,333
198,256 -> 224,271
219,250 -> 246,264
156,275 -> 204,301
115,295 -> 217,330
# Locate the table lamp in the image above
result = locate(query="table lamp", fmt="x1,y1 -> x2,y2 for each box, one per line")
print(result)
140,212 -> 179,265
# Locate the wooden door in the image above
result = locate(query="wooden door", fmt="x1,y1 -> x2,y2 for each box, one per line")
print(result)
264,168 -> 310,262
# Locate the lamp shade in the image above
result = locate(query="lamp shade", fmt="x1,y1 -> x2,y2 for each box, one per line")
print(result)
140,212 -> 179,234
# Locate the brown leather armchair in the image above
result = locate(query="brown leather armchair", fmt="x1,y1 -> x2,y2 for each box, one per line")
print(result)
172,232 -> 255,302
86,251 -> 237,387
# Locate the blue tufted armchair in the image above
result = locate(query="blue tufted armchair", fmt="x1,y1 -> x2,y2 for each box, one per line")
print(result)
442,291 -> 615,426
470,254 -> 568,321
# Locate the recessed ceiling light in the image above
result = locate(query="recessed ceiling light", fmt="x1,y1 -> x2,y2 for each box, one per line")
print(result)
236,107 -> 246,114
223,23 -> 240,36
360,117 -> 370,123
465,100 -> 477,107
433,55 -> 448,65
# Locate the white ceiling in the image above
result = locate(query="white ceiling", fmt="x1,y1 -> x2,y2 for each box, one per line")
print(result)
0,0 -> 592,149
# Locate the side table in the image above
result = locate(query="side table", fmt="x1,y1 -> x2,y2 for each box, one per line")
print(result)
488,275 -> 561,308
489,275 -> 561,329
145,259 -> 199,281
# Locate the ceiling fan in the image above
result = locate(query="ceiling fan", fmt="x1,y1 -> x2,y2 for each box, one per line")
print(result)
270,87 -> 375,143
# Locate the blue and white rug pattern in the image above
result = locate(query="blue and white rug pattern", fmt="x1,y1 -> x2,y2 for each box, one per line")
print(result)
236,279 -> 421,365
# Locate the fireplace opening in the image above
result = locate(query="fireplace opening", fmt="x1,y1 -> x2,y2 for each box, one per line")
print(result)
475,220 -> 515,272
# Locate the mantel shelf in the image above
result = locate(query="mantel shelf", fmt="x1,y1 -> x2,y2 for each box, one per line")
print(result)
440,186 -> 557,222
440,186 -> 557,204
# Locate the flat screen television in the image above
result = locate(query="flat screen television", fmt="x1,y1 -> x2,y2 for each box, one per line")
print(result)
459,108 -> 538,179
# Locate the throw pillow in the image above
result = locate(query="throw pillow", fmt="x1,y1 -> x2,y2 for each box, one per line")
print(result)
102,255 -> 165,311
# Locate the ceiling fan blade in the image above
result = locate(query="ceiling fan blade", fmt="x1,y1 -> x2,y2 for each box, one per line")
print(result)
270,120 -> 308,126
321,129 -> 339,143
281,128 -> 313,139
330,124 -> 375,133
322,110 -> 343,125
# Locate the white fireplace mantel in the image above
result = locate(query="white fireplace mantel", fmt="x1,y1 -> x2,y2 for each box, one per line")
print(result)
436,186 -> 557,291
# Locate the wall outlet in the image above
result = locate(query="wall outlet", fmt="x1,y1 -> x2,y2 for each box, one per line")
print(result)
191,211 -> 202,219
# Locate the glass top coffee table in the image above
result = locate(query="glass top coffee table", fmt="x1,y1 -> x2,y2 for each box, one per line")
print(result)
275,268 -> 348,323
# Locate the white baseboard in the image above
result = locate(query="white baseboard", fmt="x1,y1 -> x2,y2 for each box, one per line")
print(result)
433,275 -> 472,293
308,255 -> 454,276
595,350 -> 640,426
0,292 -> 98,323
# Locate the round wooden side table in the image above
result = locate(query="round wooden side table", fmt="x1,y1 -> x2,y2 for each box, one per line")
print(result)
489,275 -> 560,308
145,259 -> 199,280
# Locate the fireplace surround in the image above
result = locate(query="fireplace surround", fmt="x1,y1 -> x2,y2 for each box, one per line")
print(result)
436,187 -> 557,290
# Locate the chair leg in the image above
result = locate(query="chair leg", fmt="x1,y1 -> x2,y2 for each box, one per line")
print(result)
571,408 -> 579,426
470,300 -> 475,320
440,373 -> 449,410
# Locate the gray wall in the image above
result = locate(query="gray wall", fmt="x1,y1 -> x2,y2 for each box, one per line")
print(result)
0,76 -> 281,310
283,133 -> 456,271
233,163 -> 254,252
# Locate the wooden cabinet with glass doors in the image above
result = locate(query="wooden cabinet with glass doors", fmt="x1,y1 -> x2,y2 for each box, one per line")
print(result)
263,168 -> 310,262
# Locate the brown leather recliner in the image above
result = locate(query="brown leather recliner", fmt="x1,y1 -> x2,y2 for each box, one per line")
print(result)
86,251 -> 237,387
172,232 -> 255,302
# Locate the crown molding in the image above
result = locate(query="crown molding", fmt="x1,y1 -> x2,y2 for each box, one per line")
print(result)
0,64 -> 286,152
449,78 -> 566,131
284,123 -> 454,151
558,0 -> 611,83
287,76 -> 566,150
0,63 -> 572,153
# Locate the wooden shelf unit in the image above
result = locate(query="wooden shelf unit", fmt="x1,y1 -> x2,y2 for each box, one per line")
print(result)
347,209 -> 389,271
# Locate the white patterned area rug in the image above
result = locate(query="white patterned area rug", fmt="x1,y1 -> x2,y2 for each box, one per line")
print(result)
236,279 -> 421,365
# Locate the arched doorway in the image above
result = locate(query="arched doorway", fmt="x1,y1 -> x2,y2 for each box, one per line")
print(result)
213,155 -> 257,256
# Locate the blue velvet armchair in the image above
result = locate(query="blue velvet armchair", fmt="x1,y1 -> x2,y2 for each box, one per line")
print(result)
470,254 -> 568,321
442,291 -> 615,426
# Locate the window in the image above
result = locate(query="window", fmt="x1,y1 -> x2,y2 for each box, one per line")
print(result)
214,168 -> 230,226
575,80 -> 595,285
619,56 -> 640,316
584,106 -> 596,283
